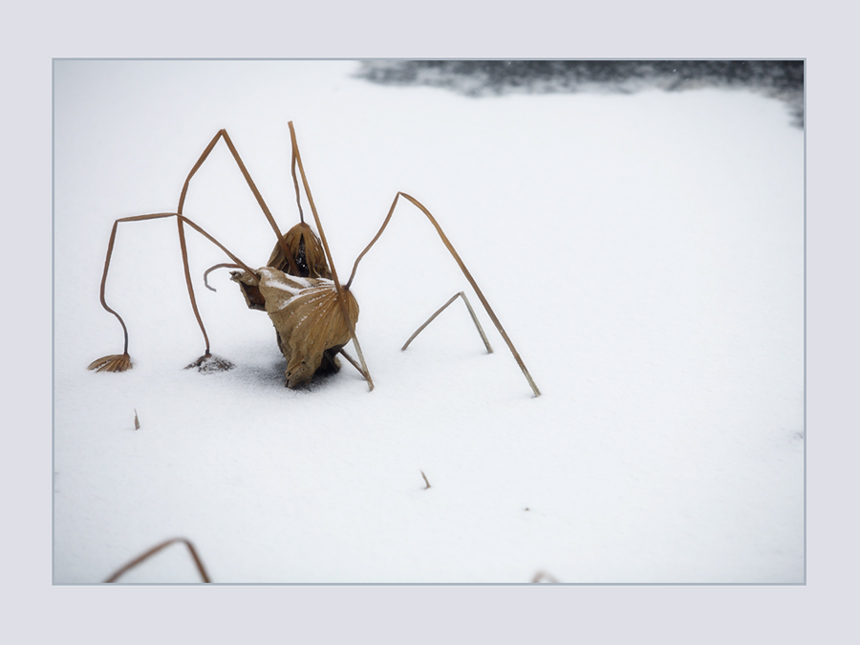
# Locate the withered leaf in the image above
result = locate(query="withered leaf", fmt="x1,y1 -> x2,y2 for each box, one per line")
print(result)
255,267 -> 359,388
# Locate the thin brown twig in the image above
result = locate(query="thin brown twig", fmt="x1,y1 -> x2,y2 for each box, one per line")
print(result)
96,212 -> 256,358
203,263 -> 243,291
290,138 -> 305,224
177,129 -> 299,276
103,537 -> 211,583
401,291 -> 493,354
347,192 -> 540,397
338,348 -> 371,381
176,216 -> 210,355
288,121 -> 374,391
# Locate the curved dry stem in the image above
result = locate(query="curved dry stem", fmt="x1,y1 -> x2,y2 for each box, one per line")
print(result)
402,291 -> 493,354
290,139 -> 305,224
103,537 -> 211,583
177,129 -> 300,276
288,121 -> 374,391
348,192 -> 541,397
93,211 -> 255,368
203,263 -> 242,291
176,216 -> 210,353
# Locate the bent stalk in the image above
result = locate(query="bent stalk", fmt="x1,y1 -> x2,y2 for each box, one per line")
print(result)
288,121 -> 374,391
348,192 -> 541,398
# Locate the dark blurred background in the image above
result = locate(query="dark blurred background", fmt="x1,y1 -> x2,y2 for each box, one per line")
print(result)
355,60 -> 804,128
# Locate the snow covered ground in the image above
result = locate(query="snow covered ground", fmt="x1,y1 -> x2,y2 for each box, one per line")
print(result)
52,60 -> 804,584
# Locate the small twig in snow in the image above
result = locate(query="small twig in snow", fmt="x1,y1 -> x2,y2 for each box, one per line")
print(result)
531,570 -> 560,583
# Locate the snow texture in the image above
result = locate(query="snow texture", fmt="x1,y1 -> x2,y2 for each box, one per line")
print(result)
53,60 -> 804,584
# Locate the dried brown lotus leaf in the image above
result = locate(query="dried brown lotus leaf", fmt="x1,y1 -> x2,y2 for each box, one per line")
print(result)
256,267 -> 359,388
88,353 -> 133,373
267,222 -> 332,279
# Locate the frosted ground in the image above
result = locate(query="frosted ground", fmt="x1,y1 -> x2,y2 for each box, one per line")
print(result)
52,60 -> 804,584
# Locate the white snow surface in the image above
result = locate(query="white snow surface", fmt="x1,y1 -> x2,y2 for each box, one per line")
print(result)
53,60 -> 804,584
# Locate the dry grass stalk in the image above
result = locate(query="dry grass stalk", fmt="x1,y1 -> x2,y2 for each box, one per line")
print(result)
133,409 -> 140,430
402,291 -> 493,353
421,470 -> 431,489
103,537 -> 211,583
288,121 -> 374,392
336,348 -> 371,381
346,191 -> 541,398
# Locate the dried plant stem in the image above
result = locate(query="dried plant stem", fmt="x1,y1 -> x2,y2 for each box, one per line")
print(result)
420,470 -> 431,489
176,216 -> 209,354
338,348 -> 371,382
178,129 -> 300,276
95,131 -> 279,362
347,192 -> 540,397
203,263 -> 242,291
401,291 -> 493,354
96,212 -> 255,359
103,538 -> 211,583
288,121 -> 374,391
289,138 -> 305,224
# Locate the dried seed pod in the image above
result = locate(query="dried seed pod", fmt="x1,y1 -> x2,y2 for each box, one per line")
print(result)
233,267 -> 359,388
232,223 -> 332,313
267,222 -> 331,279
